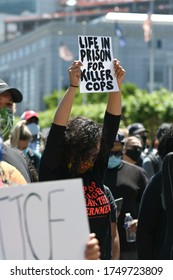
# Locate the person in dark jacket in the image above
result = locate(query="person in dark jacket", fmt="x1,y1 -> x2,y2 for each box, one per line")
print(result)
137,124 -> 173,259
104,133 -> 148,259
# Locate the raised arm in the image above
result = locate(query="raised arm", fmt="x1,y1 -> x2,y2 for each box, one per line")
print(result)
53,60 -> 82,126
53,59 -> 125,126
106,59 -> 126,116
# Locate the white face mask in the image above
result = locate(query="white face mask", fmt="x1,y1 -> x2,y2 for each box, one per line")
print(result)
26,123 -> 40,152
108,155 -> 122,169
27,123 -> 39,136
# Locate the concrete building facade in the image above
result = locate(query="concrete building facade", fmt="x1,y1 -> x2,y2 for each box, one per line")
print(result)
0,0 -> 59,15
0,16 -> 173,114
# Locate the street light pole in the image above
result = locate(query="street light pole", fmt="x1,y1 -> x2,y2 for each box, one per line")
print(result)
66,0 -> 77,23
149,0 -> 155,93
57,30 -> 63,104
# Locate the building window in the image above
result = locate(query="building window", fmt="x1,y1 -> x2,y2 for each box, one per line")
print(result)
0,55 -> 5,64
23,68 -> 29,106
25,45 -> 30,56
40,38 -> 46,49
29,66 -> 36,108
11,72 -> 16,87
7,53 -> 12,62
16,69 -> 22,91
154,69 -> 163,83
19,48 -> 24,58
31,43 -> 36,52
12,51 -> 17,60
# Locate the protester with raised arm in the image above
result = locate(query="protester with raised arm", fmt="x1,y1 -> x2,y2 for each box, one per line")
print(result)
39,59 -> 125,259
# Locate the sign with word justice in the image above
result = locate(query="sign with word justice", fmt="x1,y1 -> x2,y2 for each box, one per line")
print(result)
0,179 -> 89,260
78,35 -> 119,93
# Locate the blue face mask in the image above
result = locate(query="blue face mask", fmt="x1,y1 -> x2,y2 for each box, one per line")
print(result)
108,155 -> 122,169
22,147 -> 29,155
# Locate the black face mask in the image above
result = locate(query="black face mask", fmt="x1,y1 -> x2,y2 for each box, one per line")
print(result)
125,148 -> 141,162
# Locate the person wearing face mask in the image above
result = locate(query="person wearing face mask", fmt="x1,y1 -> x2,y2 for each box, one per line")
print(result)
104,132 -> 148,260
127,123 -> 148,166
0,79 -> 33,182
122,136 -> 143,165
142,123 -> 170,179
20,110 -> 45,155
0,80 -> 101,260
9,120 -> 41,181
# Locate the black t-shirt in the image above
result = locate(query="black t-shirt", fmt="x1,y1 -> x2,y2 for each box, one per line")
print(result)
39,111 -> 120,259
104,160 -> 148,252
103,185 -> 117,259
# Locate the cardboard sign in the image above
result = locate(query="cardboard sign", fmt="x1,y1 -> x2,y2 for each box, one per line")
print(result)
78,35 -> 119,93
0,179 -> 89,260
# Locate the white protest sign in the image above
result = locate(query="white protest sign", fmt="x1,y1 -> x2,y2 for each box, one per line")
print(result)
0,179 -> 89,260
78,35 -> 119,93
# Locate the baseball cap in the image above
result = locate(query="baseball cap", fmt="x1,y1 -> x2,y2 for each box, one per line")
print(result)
0,79 -> 23,103
20,110 -> 39,121
128,123 -> 148,136
124,136 -> 142,149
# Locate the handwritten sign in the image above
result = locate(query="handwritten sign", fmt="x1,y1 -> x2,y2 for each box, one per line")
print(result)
78,35 -> 119,93
0,179 -> 89,260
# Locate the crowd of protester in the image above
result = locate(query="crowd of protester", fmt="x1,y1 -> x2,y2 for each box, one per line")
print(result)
0,57 -> 172,260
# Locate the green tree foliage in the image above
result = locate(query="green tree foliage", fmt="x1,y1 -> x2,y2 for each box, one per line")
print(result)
43,87 -> 107,108
38,84 -> 173,142
44,90 -> 58,109
121,87 -> 173,139
121,82 -> 139,97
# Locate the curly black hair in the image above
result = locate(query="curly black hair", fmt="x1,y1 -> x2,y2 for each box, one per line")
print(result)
64,116 -> 102,174
158,124 -> 173,160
